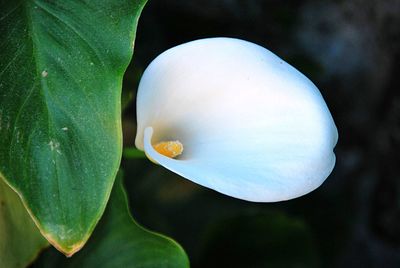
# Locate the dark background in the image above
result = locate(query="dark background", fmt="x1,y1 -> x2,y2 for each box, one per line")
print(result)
121,0 -> 400,267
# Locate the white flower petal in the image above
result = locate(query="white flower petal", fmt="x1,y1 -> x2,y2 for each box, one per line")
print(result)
136,37 -> 338,202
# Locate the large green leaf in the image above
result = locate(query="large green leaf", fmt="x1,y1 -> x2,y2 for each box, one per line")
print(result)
32,172 -> 190,268
0,0 -> 146,255
0,177 -> 48,268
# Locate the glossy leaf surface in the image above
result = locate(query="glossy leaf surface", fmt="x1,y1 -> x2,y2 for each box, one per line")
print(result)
0,0 -> 146,255
32,172 -> 190,268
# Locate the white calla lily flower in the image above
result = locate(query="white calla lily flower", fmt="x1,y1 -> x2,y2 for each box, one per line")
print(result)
135,37 -> 338,202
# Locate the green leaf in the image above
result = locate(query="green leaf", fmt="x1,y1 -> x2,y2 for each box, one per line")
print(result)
0,176 -> 49,268
123,147 -> 147,159
32,172 -> 190,268
0,0 -> 146,255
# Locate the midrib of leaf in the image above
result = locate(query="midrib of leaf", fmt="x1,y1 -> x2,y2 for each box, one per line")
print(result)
1,0 -> 147,256
15,0 -> 126,255
13,0 -> 69,247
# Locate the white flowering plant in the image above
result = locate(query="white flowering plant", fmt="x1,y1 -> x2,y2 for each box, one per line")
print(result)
0,1 -> 337,267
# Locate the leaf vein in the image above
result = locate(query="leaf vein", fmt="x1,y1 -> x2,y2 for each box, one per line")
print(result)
0,43 -> 27,79
33,1 -> 106,68
8,82 -> 36,165
0,2 -> 22,22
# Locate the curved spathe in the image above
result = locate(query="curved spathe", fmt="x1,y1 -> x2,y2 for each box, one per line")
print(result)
135,37 -> 338,202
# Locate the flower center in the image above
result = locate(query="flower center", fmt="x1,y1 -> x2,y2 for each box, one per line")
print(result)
153,140 -> 183,158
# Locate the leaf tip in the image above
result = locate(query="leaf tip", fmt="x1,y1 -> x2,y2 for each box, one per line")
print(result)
43,233 -> 87,257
